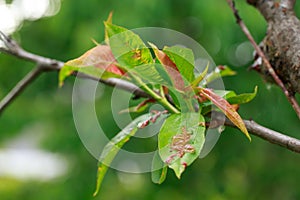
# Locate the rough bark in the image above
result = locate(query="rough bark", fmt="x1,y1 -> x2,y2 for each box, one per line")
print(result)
249,0 -> 300,94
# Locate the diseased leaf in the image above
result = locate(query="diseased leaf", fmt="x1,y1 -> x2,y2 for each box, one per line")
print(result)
158,113 -> 205,178
227,86 -> 258,105
149,43 -> 185,91
163,45 -> 195,83
59,45 -> 124,86
105,22 -> 153,69
151,151 -> 168,184
94,112 -> 168,196
65,45 -> 123,74
199,88 -> 251,141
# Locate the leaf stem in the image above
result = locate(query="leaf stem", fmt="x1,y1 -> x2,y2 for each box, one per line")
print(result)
132,75 -> 180,114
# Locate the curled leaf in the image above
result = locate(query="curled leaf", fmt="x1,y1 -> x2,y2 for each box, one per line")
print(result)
198,88 -> 251,141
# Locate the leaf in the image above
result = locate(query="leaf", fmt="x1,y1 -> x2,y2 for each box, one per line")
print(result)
93,112 -> 169,196
132,63 -> 169,86
198,88 -> 251,141
104,22 -> 153,69
190,62 -> 209,88
205,65 -> 236,85
59,45 -> 124,86
151,151 -> 168,184
163,45 -> 195,83
105,11 -> 113,44
227,86 -> 258,105
149,43 -> 185,91
158,113 -> 205,178
93,113 -> 153,196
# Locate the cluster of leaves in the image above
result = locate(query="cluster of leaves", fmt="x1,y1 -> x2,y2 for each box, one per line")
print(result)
59,14 -> 257,196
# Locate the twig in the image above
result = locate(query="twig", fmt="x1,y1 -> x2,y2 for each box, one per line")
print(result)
242,120 -> 300,153
212,112 -> 300,153
226,0 -> 300,119
1,31 -> 300,153
0,66 -> 43,113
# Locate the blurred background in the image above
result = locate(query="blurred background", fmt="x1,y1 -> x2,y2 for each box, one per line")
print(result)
0,0 -> 300,199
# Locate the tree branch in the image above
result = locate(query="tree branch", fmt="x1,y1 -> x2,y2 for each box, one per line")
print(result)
213,112 -> 300,153
0,66 -> 43,113
227,0 -> 300,120
1,31 -> 300,153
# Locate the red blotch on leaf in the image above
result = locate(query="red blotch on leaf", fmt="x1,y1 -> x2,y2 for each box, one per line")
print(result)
66,45 -> 125,76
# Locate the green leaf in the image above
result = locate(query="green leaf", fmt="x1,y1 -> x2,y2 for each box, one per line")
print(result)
93,113 -> 156,196
198,88 -> 251,141
227,86 -> 258,105
151,151 -> 168,184
205,65 -> 236,85
163,46 -> 195,83
132,64 -> 169,86
190,62 -> 209,88
104,11 -> 113,44
158,113 -> 205,178
104,22 -> 153,69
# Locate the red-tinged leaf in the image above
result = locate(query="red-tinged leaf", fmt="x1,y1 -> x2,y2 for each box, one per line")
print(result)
199,88 -> 251,141
149,43 -> 185,91
65,45 -> 125,76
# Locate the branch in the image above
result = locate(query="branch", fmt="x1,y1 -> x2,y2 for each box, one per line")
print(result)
1,32 -> 300,153
213,112 -> 300,153
0,66 -> 43,113
227,0 -> 300,120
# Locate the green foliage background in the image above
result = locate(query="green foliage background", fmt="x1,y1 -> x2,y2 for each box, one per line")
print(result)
0,0 -> 300,199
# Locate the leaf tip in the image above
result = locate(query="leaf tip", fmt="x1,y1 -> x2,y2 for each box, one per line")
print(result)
58,81 -> 64,88
93,166 -> 103,197
245,130 -> 252,142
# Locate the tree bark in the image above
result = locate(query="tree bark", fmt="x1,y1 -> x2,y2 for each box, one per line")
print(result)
248,0 -> 300,94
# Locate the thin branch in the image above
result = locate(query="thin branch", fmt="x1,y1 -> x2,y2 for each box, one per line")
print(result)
211,112 -> 300,153
0,31 -> 62,70
242,120 -> 300,153
75,73 -> 151,98
226,0 -> 300,120
0,66 -> 43,113
1,31 -> 300,153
